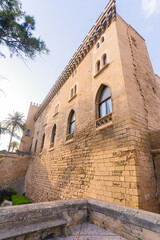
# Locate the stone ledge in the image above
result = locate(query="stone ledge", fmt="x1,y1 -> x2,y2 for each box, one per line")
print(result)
0,198 -> 160,240
0,219 -> 67,240
87,198 -> 160,233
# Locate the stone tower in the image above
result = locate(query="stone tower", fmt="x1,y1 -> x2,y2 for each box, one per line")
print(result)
19,103 -> 39,153
24,0 -> 160,213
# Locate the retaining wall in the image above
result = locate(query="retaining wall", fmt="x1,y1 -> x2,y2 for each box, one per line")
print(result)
0,152 -> 31,189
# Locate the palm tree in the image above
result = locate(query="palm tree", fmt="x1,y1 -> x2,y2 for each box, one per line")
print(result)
0,122 -> 7,139
11,141 -> 19,152
4,112 -> 26,152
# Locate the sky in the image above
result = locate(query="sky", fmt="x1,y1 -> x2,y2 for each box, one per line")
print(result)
0,0 -> 160,150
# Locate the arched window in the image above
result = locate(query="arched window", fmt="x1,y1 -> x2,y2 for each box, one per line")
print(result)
34,140 -> 38,153
99,87 -> 112,118
101,36 -> 104,43
74,85 -> 77,95
50,125 -> 56,147
26,129 -> 30,136
40,133 -> 45,153
96,42 -> 100,49
68,111 -> 75,134
96,60 -> 100,72
102,54 -> 107,66
70,88 -> 74,98
55,104 -> 59,115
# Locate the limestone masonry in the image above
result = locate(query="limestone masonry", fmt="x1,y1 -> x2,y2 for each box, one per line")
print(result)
19,0 -> 160,213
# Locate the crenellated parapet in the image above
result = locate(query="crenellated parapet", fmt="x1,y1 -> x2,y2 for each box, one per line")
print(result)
30,102 -> 40,107
34,0 -> 116,121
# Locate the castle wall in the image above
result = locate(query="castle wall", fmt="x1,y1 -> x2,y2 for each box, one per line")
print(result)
25,13 -> 159,212
116,15 -> 160,212
19,103 -> 39,153
0,153 -> 31,189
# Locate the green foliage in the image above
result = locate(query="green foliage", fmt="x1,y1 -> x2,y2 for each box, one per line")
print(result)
5,187 -> 16,195
11,140 -> 19,152
0,149 -> 7,153
138,238 -> 142,240
0,0 -> 49,59
0,187 -> 16,203
12,194 -> 32,205
0,122 -> 8,138
3,111 -> 26,151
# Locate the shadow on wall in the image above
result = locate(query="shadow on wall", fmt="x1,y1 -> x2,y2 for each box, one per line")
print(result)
0,153 -> 31,189
25,121 -> 96,203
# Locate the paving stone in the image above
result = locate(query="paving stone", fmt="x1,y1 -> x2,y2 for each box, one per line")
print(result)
49,223 -> 128,240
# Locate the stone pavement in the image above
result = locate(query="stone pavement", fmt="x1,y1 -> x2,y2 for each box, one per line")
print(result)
50,222 -> 128,240
8,177 -> 25,194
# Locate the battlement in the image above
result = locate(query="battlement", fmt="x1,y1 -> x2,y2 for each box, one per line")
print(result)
30,102 -> 40,107
34,0 -> 116,121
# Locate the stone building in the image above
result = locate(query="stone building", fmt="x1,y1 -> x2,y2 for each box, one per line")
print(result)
20,102 -> 39,153
20,0 -> 160,213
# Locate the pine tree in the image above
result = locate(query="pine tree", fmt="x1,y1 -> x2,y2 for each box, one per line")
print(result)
0,0 -> 49,59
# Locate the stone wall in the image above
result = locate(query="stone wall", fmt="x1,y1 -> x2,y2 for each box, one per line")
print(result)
115,15 -> 160,212
25,12 -> 160,212
150,131 -> 160,208
0,153 -> 31,189
19,103 -> 39,153
0,198 -> 160,240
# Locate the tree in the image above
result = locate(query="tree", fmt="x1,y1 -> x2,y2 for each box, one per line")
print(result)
11,140 -> 19,152
0,0 -> 49,59
0,121 -> 7,139
4,111 -> 26,152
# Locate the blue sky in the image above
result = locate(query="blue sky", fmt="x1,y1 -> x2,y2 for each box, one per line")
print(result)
0,0 -> 160,150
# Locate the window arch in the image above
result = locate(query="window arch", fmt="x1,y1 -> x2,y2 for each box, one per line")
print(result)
69,84 -> 77,101
99,86 -> 112,118
55,103 -> 59,116
26,129 -> 30,136
96,85 -> 112,119
50,125 -> 56,148
101,36 -> 104,43
68,110 -> 75,134
40,133 -> 45,153
74,84 -> 77,95
70,88 -> 74,98
102,54 -> 107,66
96,42 -> 100,49
96,60 -> 100,73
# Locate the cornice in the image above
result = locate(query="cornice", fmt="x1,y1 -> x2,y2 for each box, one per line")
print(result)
34,0 -> 116,121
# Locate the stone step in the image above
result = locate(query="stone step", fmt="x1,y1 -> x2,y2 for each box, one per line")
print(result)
0,219 -> 67,240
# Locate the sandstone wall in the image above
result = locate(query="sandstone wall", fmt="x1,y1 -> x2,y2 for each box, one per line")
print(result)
115,15 -> 160,212
19,103 -> 39,153
0,153 -> 31,189
25,15 -> 159,213
150,131 -> 160,206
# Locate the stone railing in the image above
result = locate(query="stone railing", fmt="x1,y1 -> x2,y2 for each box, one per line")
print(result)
66,133 -> 74,142
0,198 -> 160,240
96,112 -> 112,128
